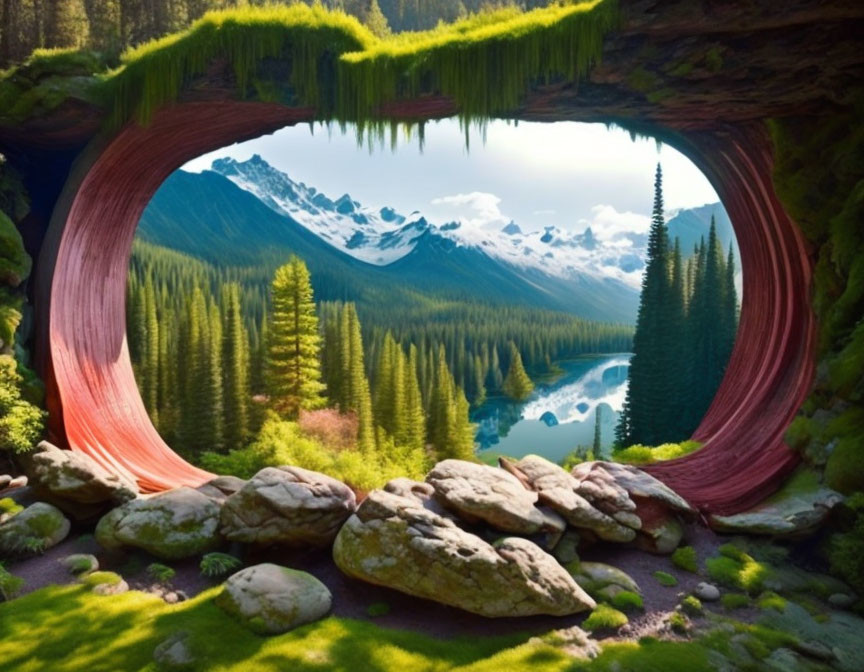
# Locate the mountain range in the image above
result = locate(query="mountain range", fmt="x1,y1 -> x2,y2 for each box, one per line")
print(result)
138,155 -> 732,324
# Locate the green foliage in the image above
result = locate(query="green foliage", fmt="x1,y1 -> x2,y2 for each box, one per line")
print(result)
827,493 -> 864,596
200,553 -> 242,579
80,571 -> 122,588
824,409 -> 864,494
366,602 -> 390,617
610,590 -> 643,611
0,497 -> 23,517
720,593 -> 750,610
0,211 -> 31,288
582,603 -> 628,631
146,563 -> 175,585
0,563 -> 24,600
756,591 -> 787,613
705,544 -> 769,594
614,440 -> 702,465
667,611 -> 689,634
681,596 -> 702,615
0,356 -> 44,454
653,571 -> 678,587
671,546 -> 698,573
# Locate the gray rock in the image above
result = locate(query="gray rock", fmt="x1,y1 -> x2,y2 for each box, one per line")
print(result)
529,625 -> 600,660
92,578 -> 129,596
694,582 -> 721,601
828,593 -> 857,609
216,563 -> 332,635
552,529 -> 581,565
196,476 -> 247,503
572,461 -> 694,515
426,459 -> 564,536
0,474 -> 11,490
636,511 -> 684,554
333,489 -> 595,617
153,632 -> 195,670
0,501 -> 70,554
19,441 -> 138,505
571,561 -> 640,595
60,553 -> 99,575
220,466 -> 356,547
95,487 -> 221,559
500,455 -> 636,542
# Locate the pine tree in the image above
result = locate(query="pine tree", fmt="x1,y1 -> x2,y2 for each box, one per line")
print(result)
403,344 -> 426,453
222,283 -> 250,451
592,405 -> 603,456
364,0 -> 390,37
143,274 -> 159,426
722,244 -> 739,363
206,300 -> 225,452
472,354 -> 486,406
502,342 -> 534,401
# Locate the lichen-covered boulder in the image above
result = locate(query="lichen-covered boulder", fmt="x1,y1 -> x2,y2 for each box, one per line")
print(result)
60,553 -> 99,575
500,455 -> 637,542
0,501 -> 69,554
333,489 -> 595,617
215,564 -> 332,635
195,475 -> 246,504
19,441 -> 138,505
220,466 -> 356,547
568,560 -> 640,598
425,459 -> 565,536
95,487 -> 221,559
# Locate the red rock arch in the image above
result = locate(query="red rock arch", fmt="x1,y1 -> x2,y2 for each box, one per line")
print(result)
41,101 -> 814,514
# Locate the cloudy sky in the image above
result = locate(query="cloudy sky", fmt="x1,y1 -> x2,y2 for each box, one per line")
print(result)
183,119 -> 719,235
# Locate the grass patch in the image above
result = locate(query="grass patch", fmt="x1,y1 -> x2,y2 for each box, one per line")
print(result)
613,441 -> 702,465
720,593 -> 751,610
200,552 -> 242,579
671,546 -> 698,573
146,563 -> 175,585
582,603 -> 628,631
756,591 -> 787,613
80,571 -> 122,588
704,544 -> 769,594
653,571 -> 678,587
610,590 -> 643,611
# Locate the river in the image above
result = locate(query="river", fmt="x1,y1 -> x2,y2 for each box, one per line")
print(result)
472,353 -> 632,464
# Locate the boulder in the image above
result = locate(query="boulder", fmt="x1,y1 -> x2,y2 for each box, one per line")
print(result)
426,459 -> 565,536
384,477 -> 454,518
571,461 -> 694,516
569,561 -> 640,596
633,497 -> 684,554
0,501 -> 69,554
19,441 -> 138,506
215,563 -> 332,635
220,466 -> 356,547
333,489 -> 595,617
95,487 -> 221,559
60,553 -> 99,575
500,455 -> 637,542
529,626 -> 600,660
708,472 -> 842,537
196,476 -> 246,504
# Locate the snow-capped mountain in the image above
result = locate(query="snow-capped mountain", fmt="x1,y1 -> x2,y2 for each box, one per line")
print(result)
209,155 -> 665,290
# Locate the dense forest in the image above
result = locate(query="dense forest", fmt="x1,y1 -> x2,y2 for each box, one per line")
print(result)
0,0 -> 553,66
127,240 -> 633,469
616,165 -> 739,448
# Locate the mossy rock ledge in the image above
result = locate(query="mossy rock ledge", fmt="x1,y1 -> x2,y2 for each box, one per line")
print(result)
332,488 -> 596,618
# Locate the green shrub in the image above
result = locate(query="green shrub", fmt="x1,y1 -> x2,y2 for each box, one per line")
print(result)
671,546 -> 698,573
582,603 -> 628,631
0,563 -> 24,599
0,497 -> 22,517
827,493 -> 864,595
610,590 -> 643,611
681,596 -> 702,615
146,563 -> 175,585
366,602 -> 390,617
0,355 -> 45,453
653,571 -> 678,587
200,553 -> 242,579
613,441 -> 701,465
720,593 -> 750,610
200,415 -> 426,491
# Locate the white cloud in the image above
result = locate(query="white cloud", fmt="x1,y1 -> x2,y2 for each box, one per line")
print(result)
532,209 -> 557,216
428,192 -> 510,230
582,204 -> 651,241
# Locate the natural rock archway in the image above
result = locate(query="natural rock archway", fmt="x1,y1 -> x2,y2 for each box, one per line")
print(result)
1,0 -> 861,515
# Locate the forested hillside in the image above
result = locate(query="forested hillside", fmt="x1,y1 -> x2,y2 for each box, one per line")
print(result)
0,0 -> 553,66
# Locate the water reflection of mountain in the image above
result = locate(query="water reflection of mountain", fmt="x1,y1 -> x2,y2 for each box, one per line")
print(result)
472,354 -> 632,462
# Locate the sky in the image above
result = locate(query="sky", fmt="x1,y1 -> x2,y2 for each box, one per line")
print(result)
183,119 -> 720,235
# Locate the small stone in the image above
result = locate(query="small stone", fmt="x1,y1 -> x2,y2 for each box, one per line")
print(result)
153,632 -> 195,670
0,501 -> 70,554
0,475 -> 11,490
828,593 -> 856,609
694,582 -> 721,601
60,553 -> 99,575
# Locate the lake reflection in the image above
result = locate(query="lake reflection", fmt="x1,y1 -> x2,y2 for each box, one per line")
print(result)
473,354 -> 631,464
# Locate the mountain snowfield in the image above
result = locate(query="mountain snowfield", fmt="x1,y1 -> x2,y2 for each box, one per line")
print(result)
210,154 -> 723,292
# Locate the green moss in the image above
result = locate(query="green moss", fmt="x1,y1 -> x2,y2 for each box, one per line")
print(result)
0,498 -> 23,517
666,62 -> 694,78
653,571 -> 678,587
671,546 -> 698,573
614,440 -> 702,464
668,611 -> 689,634
625,66 -> 660,93
582,603 -> 628,631
756,591 -> 787,613
827,493 -> 864,595
681,596 -> 702,615
824,410 -> 864,494
0,563 -> 24,599
366,602 -> 390,617
720,593 -> 751,610
705,545 -> 769,594
81,571 -> 122,588
610,590 -> 643,611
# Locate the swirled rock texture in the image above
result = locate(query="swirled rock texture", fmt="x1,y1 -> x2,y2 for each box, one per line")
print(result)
216,563 -> 332,635
333,489 -> 595,617
95,487 -> 221,559
425,459 -> 565,536
220,466 -> 356,547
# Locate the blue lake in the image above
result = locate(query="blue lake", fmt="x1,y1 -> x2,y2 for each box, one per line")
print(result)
472,353 -> 632,464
